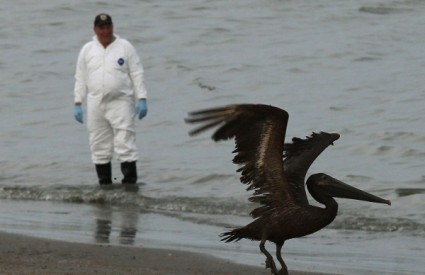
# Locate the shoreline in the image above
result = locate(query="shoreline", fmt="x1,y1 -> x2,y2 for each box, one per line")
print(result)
0,231 -> 325,275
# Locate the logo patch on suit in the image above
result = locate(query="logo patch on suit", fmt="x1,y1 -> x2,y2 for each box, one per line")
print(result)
117,58 -> 125,66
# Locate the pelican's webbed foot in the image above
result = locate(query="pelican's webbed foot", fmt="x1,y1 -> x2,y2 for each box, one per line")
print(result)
276,243 -> 288,275
278,268 -> 289,275
260,239 -> 279,275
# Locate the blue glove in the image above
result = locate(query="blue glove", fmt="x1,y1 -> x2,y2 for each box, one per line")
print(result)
137,99 -> 148,120
74,105 -> 83,123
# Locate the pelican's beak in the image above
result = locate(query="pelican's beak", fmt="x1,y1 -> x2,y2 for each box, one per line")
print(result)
321,175 -> 391,205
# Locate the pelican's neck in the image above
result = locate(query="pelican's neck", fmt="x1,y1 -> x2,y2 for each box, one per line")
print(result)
323,197 -> 338,225
302,200 -> 338,237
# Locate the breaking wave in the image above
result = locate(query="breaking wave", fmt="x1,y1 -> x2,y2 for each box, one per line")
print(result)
0,184 -> 423,236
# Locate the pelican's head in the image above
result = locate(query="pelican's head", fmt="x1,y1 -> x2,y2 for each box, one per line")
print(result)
306,173 -> 391,206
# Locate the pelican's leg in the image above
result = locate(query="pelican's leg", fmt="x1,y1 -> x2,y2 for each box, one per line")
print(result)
260,238 -> 279,275
276,242 -> 288,275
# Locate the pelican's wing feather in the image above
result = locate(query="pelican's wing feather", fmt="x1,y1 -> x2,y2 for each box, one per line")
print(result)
186,104 -> 296,218
283,132 -> 340,205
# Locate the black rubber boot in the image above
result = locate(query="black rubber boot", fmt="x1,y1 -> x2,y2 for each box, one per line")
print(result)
95,162 -> 112,185
121,161 -> 137,184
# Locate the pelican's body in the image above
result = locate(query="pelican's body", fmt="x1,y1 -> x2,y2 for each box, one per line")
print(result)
224,199 -> 337,243
186,104 -> 390,275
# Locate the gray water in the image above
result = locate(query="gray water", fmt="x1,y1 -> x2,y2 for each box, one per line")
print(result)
1,0 -> 424,274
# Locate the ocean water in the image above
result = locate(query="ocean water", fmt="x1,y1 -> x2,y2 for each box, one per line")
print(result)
1,0 -> 424,274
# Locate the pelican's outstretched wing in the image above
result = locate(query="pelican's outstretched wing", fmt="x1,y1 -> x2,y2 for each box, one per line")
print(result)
283,132 -> 340,205
186,104 -> 296,218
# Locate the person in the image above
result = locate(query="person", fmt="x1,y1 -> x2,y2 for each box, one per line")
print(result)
73,13 -> 148,185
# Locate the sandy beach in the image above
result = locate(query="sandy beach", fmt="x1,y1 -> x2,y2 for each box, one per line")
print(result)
0,231 -> 325,275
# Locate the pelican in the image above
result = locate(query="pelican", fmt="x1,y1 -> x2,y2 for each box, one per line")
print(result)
185,104 -> 390,275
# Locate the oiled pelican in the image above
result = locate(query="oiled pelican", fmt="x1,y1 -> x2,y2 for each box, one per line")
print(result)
185,104 -> 390,275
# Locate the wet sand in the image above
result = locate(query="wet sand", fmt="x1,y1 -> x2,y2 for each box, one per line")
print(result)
0,231 -> 325,275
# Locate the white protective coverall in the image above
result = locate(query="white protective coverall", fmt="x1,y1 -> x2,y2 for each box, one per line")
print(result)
74,35 -> 147,164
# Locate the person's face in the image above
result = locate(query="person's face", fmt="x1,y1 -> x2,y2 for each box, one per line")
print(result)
94,24 -> 114,47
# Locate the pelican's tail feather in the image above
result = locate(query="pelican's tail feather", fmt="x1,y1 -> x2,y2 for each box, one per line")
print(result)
220,228 -> 244,243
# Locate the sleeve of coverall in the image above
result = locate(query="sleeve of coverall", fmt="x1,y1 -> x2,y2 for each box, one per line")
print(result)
74,46 -> 88,104
127,43 -> 147,99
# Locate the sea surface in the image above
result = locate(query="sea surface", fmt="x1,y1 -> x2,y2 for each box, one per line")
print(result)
1,0 -> 424,274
